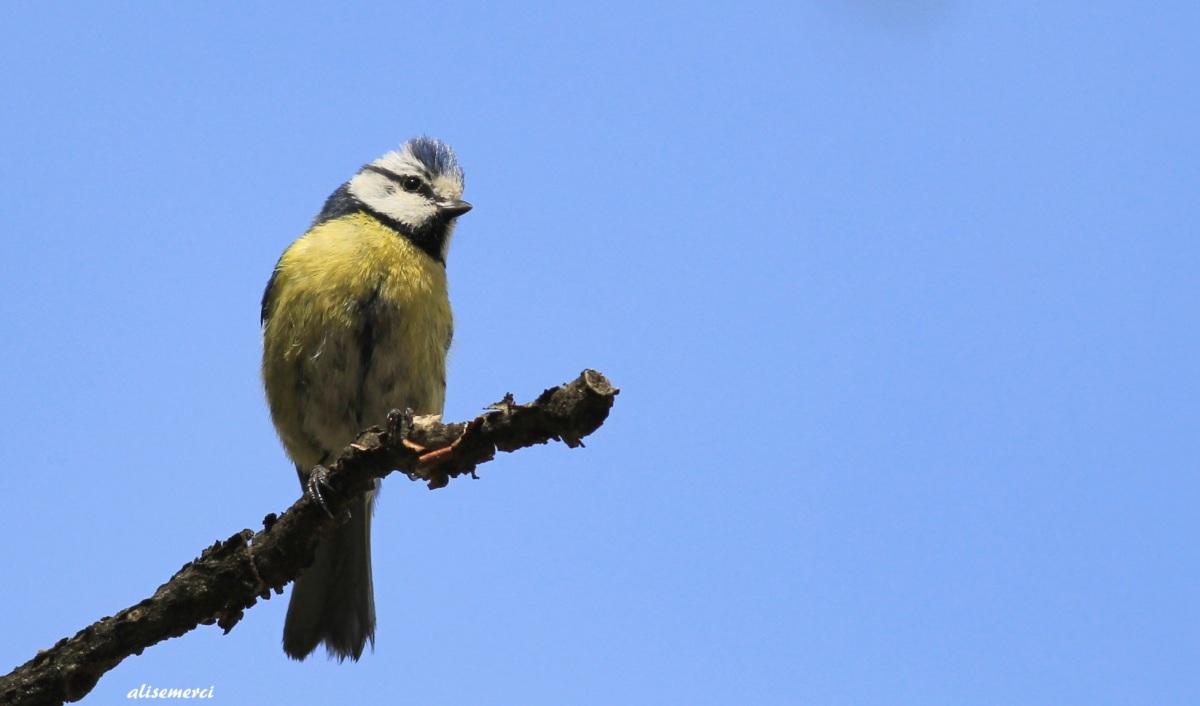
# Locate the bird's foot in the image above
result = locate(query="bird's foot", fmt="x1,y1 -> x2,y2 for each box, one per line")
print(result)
305,464 -> 336,518
385,407 -> 414,438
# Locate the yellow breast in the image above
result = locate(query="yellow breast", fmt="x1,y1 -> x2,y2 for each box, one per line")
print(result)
262,212 -> 452,468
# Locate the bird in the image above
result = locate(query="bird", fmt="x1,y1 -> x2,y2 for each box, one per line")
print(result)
260,137 -> 471,661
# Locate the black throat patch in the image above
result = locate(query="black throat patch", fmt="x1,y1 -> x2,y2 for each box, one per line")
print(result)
313,184 -> 450,265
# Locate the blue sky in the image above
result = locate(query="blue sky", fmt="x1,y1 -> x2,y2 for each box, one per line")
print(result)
1,2 -> 1197,704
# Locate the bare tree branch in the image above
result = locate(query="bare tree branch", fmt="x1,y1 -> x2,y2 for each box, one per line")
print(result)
0,370 -> 618,706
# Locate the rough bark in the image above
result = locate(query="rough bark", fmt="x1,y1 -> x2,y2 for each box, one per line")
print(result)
0,370 -> 618,706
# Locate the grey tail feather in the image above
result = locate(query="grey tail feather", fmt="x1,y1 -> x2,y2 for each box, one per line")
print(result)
282,491 -> 376,661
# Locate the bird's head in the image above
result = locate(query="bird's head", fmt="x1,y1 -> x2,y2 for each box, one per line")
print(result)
327,136 -> 471,262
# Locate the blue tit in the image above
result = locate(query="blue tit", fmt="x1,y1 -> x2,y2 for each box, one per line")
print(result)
261,137 -> 471,661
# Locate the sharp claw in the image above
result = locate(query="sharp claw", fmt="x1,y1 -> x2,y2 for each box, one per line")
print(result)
386,407 -> 414,437
306,464 -> 336,518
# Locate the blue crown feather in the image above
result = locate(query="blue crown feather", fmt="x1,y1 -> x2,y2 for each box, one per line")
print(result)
406,136 -> 463,181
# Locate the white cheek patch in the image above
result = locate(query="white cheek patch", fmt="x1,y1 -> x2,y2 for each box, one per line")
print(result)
349,171 -> 436,227
370,194 -> 437,227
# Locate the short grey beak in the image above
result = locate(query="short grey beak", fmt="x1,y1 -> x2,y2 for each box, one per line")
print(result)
438,199 -> 473,218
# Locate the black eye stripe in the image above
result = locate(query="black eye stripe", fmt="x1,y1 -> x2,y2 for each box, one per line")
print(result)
363,164 -> 418,183
363,165 -> 435,198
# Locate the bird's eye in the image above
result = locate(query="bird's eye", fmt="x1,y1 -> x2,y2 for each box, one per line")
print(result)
401,176 -> 422,192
